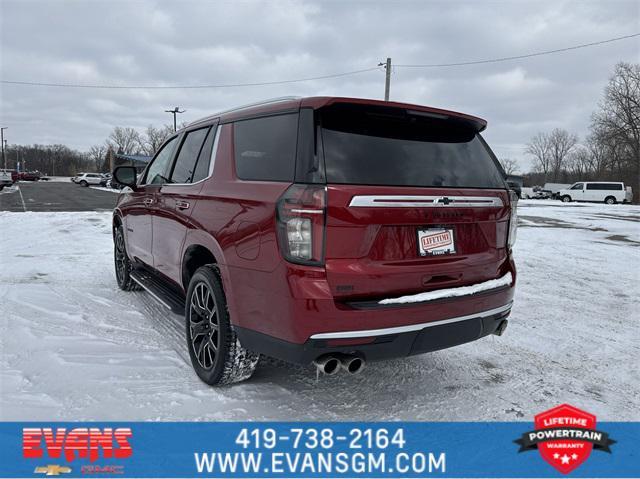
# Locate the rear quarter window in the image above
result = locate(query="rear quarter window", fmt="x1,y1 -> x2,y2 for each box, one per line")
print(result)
233,113 -> 299,181
586,183 -> 623,190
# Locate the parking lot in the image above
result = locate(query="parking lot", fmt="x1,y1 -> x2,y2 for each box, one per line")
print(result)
0,180 -> 117,212
0,183 -> 638,421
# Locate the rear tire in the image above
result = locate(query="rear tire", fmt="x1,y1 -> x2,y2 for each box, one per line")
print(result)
604,196 -> 616,205
561,195 -> 572,203
114,226 -> 140,291
185,266 -> 259,386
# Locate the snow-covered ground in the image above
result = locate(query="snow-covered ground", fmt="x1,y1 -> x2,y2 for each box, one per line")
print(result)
42,176 -> 74,183
0,184 -> 19,195
90,186 -> 120,194
1,201 -> 638,421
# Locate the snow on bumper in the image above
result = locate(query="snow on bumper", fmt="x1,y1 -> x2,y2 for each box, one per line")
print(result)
378,272 -> 513,305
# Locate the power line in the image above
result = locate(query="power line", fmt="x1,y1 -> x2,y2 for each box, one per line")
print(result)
0,32 -> 636,90
395,32 -> 640,68
0,67 -> 381,90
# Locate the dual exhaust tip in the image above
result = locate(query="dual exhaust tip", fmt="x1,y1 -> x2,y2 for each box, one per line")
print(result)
313,353 -> 365,376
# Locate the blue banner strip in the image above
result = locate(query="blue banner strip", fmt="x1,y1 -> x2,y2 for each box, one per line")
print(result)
1,422 -> 638,478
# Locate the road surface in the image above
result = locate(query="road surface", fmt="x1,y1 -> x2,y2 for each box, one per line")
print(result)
0,181 -> 117,212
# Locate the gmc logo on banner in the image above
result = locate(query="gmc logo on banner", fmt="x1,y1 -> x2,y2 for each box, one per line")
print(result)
23,427 -> 133,462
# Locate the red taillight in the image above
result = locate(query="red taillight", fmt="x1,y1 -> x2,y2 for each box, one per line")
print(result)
276,184 -> 326,265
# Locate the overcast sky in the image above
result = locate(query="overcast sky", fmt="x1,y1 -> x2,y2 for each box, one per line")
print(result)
1,0 -> 638,172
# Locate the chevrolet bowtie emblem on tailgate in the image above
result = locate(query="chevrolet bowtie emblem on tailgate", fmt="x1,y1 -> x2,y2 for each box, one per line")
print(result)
34,465 -> 72,476
433,197 -> 452,205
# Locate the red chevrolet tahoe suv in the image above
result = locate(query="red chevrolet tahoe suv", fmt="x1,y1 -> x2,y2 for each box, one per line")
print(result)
112,96 -> 517,386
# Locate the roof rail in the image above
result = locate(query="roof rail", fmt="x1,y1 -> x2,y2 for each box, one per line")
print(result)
188,96 -> 301,127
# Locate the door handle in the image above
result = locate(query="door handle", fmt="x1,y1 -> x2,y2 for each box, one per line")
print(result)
176,200 -> 190,210
143,198 -> 154,206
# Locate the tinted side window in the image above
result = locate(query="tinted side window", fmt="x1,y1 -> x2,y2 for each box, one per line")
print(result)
144,136 -> 178,185
571,183 -> 583,190
587,183 -> 622,190
192,126 -> 217,183
170,127 -> 210,183
234,113 -> 299,181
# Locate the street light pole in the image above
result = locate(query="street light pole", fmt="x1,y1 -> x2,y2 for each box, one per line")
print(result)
165,107 -> 186,132
1,127 -> 7,170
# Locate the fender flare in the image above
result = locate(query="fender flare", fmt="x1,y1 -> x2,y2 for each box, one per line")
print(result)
181,229 -> 239,325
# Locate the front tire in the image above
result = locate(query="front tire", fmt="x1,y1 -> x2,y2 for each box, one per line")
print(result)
561,195 -> 572,203
604,196 -> 616,205
114,226 -> 140,291
185,266 -> 259,386
80,180 -> 88,187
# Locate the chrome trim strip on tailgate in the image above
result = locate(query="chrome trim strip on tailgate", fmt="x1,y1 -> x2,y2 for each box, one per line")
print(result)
348,195 -> 504,208
309,302 -> 512,340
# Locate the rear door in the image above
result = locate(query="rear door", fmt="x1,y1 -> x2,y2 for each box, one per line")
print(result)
152,124 -> 217,285
317,103 -> 511,301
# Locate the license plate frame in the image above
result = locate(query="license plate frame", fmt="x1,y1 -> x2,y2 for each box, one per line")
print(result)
417,228 -> 456,256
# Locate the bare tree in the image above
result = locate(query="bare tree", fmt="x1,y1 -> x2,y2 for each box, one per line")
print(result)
591,62 -> 640,201
498,158 -> 519,175
525,132 -> 552,176
566,146 -> 591,178
88,144 -> 107,171
139,124 -> 173,156
107,127 -> 141,155
547,128 -> 578,181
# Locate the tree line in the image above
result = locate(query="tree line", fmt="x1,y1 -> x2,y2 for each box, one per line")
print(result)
3,124 -> 177,176
503,62 -> 639,201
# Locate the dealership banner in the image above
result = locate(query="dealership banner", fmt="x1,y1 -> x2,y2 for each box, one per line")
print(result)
0,421 -> 637,478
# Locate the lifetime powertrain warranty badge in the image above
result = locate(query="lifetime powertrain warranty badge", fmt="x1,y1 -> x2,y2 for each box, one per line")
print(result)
514,404 -> 616,474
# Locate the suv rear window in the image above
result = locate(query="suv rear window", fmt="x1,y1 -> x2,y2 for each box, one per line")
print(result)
233,113 -> 298,181
319,104 -> 505,188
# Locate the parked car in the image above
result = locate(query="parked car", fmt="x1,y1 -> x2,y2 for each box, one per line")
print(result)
111,97 -> 517,386
18,171 -> 41,181
521,186 -> 549,199
521,187 -> 534,199
558,182 -> 630,204
1,169 -> 18,184
0,170 -> 12,190
100,173 -> 112,186
72,172 -> 104,187
542,183 -> 571,199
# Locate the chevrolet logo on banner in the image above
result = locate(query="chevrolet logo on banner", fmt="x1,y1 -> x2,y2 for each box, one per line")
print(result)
34,465 -> 72,476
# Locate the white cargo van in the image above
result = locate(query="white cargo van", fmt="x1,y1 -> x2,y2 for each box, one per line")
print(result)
558,182 -> 629,204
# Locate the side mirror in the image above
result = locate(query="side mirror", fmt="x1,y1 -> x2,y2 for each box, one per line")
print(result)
113,166 -> 138,189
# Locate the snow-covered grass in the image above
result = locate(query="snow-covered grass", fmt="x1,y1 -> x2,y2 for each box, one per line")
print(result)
0,202 -> 638,421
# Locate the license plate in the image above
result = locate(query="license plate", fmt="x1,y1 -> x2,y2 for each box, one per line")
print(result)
417,228 -> 456,256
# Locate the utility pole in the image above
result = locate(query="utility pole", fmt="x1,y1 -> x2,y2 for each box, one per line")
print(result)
165,107 -> 185,132
1,127 -> 7,170
378,58 -> 392,101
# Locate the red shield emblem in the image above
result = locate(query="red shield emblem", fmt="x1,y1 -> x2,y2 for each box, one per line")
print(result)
534,404 -> 595,474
